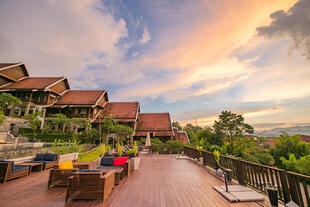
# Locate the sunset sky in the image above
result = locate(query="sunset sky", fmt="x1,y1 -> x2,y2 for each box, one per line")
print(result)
1,0 -> 309,131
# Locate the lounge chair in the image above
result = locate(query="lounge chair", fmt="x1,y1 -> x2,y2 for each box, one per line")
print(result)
65,170 -> 115,202
25,153 -> 59,170
0,160 -> 29,183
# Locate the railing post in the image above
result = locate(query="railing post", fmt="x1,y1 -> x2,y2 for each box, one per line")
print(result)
279,170 -> 290,203
236,160 -> 246,185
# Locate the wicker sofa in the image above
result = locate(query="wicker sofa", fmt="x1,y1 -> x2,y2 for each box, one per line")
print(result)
98,157 -> 132,177
65,170 -> 115,202
25,153 -> 59,170
0,160 -> 29,183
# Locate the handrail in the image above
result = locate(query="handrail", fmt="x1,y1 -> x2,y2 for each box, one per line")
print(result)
184,146 -> 310,207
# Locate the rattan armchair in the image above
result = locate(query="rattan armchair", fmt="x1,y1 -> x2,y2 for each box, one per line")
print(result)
65,170 -> 115,202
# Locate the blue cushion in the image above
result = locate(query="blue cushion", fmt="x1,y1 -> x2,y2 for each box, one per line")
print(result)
0,160 -> 15,171
98,166 -> 124,169
100,157 -> 114,166
34,153 -> 46,161
44,153 -> 58,161
13,166 -> 29,173
79,170 -> 100,172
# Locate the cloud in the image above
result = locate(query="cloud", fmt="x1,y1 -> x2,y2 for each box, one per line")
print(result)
0,0 -> 127,87
139,26 -> 151,44
257,0 -> 310,60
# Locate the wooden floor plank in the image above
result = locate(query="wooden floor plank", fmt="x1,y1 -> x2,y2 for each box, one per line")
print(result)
0,154 -> 269,207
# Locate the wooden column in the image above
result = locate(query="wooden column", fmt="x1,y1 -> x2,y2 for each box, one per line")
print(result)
25,92 -> 33,115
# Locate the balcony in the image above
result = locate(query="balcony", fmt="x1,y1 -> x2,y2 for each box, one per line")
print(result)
0,154 -> 271,207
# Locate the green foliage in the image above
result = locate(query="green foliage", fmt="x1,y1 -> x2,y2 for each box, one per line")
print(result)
87,128 -> 99,144
255,152 -> 275,166
24,111 -> 43,137
166,140 -> 184,154
213,110 -> 254,153
243,153 -> 260,163
113,124 -> 133,144
280,154 -> 310,175
51,138 -> 83,155
233,136 -> 261,157
0,93 -> 22,110
270,134 -> 310,167
213,150 -> 220,162
0,93 -> 22,124
102,115 -> 117,144
172,121 -> 182,131
78,144 -> 107,162
184,127 -> 198,146
116,143 -> 123,157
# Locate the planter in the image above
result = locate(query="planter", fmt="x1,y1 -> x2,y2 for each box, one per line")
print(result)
59,152 -> 79,163
266,186 -> 278,207
132,157 -> 141,170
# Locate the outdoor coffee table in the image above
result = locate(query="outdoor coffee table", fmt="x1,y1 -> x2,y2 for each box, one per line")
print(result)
16,162 -> 43,175
99,168 -> 124,185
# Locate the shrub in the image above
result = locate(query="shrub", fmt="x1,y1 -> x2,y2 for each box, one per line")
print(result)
213,150 -> 220,162
166,140 -> 184,154
51,138 -> 83,155
243,153 -> 260,164
255,152 -> 275,166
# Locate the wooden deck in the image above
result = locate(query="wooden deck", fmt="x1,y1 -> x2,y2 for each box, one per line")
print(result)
0,155 -> 269,207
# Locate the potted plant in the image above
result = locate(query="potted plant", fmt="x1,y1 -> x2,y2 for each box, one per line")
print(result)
129,141 -> 141,170
266,184 -> 278,207
196,145 -> 203,164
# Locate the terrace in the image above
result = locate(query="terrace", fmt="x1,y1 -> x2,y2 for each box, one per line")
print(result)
0,154 -> 270,207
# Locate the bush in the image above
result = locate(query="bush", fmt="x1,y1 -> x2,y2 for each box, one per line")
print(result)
166,140 -> 184,154
51,138 -> 83,155
255,152 -> 275,166
243,153 -> 260,163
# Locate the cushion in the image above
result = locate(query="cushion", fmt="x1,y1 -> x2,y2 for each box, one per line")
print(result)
34,153 -> 46,161
58,161 -> 73,169
44,153 -> 58,161
13,166 -> 29,173
79,170 -> 100,172
98,166 -> 124,169
0,160 -> 15,171
100,157 -> 114,166
113,157 -> 128,166
26,161 -> 55,169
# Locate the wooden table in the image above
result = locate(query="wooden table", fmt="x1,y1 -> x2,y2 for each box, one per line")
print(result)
16,163 -> 43,175
99,168 -> 124,185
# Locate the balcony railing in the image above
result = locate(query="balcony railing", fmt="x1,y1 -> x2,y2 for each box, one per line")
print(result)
184,146 -> 310,207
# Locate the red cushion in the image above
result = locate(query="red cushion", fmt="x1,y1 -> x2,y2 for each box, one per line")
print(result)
113,157 -> 129,166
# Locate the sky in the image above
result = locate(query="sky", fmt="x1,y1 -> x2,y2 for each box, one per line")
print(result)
0,0 -> 310,132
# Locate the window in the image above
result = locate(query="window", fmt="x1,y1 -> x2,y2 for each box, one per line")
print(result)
79,108 -> 87,117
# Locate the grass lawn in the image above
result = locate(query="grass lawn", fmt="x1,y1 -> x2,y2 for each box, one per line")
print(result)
78,145 -> 105,161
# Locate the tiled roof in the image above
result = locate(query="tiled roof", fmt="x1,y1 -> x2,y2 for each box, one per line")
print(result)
134,113 -> 173,137
100,102 -> 139,122
262,140 -> 275,147
54,90 -> 106,106
173,128 -> 190,144
300,135 -> 310,142
0,77 -> 63,90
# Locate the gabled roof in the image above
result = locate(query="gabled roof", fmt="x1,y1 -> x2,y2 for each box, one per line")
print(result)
99,102 -> 140,123
134,113 -> 174,137
53,90 -> 107,106
0,77 -> 65,91
173,128 -> 190,144
0,62 -> 29,77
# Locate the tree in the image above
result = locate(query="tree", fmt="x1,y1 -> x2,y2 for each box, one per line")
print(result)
172,121 -> 182,130
71,118 -> 90,133
24,111 -> 43,138
0,93 -> 22,124
213,110 -> 254,154
50,113 -> 70,132
113,124 -> 133,144
270,134 -> 310,167
101,115 -> 117,145
86,128 -> 99,144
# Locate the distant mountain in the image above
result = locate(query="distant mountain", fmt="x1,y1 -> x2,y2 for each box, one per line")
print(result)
255,126 -> 310,137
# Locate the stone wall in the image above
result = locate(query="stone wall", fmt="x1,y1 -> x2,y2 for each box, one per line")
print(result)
0,147 -> 52,160
0,116 -> 29,136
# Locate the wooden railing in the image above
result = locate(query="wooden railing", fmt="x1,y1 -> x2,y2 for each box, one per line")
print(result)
184,146 -> 310,207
